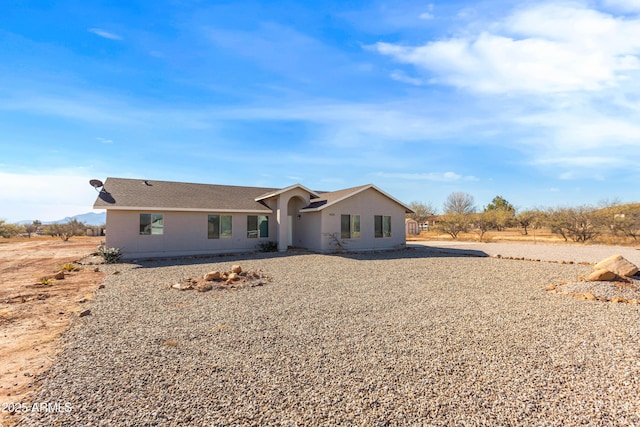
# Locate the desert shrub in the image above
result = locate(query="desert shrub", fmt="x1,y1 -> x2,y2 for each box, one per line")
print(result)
256,241 -> 278,252
323,232 -> 347,253
98,246 -> 122,264
39,277 -> 54,285
59,263 -> 79,271
0,219 -> 22,238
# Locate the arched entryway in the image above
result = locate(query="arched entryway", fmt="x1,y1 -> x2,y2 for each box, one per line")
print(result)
287,196 -> 306,248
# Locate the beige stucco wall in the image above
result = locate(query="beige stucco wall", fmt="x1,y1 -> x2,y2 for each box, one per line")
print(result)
315,187 -> 407,252
105,210 -> 276,258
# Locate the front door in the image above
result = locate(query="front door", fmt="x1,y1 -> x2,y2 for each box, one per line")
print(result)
287,215 -> 293,247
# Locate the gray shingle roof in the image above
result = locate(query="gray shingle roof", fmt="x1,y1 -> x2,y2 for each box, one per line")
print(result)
93,178 -> 277,212
93,178 -> 414,214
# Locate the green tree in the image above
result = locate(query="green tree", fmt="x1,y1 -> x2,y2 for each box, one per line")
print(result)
484,196 -> 515,230
485,196 -> 515,213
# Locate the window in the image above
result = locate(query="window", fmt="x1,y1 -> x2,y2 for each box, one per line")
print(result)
140,214 -> 163,235
208,215 -> 232,239
341,214 -> 360,238
375,215 -> 391,238
383,215 -> 392,237
247,215 -> 269,238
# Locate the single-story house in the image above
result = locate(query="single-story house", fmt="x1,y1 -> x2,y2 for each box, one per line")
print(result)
93,177 -> 414,258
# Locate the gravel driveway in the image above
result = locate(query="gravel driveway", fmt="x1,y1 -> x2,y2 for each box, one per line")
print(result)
20,244 -> 640,426
410,240 -> 640,265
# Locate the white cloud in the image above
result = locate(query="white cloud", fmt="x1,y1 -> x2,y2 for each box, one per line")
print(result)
375,171 -> 479,182
601,0 -> 640,12
0,170 -> 105,222
88,28 -> 123,41
374,3 -> 640,94
390,70 -> 423,85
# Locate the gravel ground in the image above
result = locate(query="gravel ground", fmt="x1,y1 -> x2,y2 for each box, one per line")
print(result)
18,245 -> 640,426
410,241 -> 640,265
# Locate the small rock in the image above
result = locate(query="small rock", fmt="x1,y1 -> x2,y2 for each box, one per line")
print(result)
587,269 -> 617,282
196,283 -> 213,292
584,293 -> 597,301
231,265 -> 242,274
172,283 -> 193,291
204,271 -> 221,281
54,271 -> 65,280
594,255 -> 639,277
79,309 -> 91,317
228,272 -> 240,281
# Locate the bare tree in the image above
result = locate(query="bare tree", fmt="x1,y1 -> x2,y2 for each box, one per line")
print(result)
515,209 -> 544,235
47,219 -> 86,241
407,201 -> 437,223
546,205 -> 602,242
24,220 -> 42,238
443,192 -> 476,214
437,213 -> 471,239
473,211 -> 494,242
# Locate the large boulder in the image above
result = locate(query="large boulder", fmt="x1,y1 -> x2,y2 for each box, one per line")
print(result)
594,255 -> 639,278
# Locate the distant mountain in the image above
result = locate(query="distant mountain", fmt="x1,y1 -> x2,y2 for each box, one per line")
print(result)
17,212 -> 106,226
56,212 -> 106,226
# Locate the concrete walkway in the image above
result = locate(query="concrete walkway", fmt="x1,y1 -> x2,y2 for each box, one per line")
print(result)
409,240 -> 640,266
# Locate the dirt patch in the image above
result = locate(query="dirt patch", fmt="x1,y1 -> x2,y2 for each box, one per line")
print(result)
0,236 -> 104,425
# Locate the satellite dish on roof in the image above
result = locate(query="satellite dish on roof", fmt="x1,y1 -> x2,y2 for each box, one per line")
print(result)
89,179 -> 104,191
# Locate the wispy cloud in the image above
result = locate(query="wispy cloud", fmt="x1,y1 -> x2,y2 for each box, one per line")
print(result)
96,137 -> 113,144
88,28 -> 123,41
390,70 -> 423,86
375,171 -> 479,182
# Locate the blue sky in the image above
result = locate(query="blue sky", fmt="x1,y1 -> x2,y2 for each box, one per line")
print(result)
2,0 -> 640,222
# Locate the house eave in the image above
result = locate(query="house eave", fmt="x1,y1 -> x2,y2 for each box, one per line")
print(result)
301,184 -> 415,213
94,206 -> 273,214
255,183 -> 321,202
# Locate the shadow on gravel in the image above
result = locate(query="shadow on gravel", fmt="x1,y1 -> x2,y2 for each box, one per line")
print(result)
120,245 -> 489,269
327,246 -> 489,262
